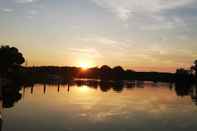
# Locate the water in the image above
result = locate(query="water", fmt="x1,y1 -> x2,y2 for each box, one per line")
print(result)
1,81 -> 197,131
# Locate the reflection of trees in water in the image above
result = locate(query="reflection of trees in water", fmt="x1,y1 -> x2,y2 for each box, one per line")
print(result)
26,80 -> 144,93
174,82 -> 197,105
75,80 -> 98,89
126,82 -> 135,89
191,87 -> 197,105
1,83 -> 22,108
1,80 -> 197,106
99,81 -> 125,92
174,83 -> 191,96
73,80 -> 197,105
0,100 -> 2,131
31,80 -> 197,96
2,80 -> 197,109
100,81 -> 111,92
1,80 -> 197,131
0,83 -> 22,131
112,81 -> 124,92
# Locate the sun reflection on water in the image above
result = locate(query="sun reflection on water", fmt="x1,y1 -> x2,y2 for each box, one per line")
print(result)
78,85 -> 91,93
5,82 -> 197,131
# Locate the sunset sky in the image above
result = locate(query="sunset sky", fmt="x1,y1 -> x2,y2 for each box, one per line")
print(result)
0,0 -> 197,72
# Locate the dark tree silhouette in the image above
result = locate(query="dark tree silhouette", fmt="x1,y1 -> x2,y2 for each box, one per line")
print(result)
100,65 -> 112,80
175,68 -> 191,84
100,65 -> 111,72
112,66 -> 124,80
0,45 -> 25,75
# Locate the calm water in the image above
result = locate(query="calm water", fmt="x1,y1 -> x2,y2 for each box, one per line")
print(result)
1,82 -> 197,131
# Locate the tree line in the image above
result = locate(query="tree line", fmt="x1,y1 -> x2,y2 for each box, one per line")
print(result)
0,45 -> 197,84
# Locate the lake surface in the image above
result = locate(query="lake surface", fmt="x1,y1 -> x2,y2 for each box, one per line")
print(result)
1,81 -> 197,131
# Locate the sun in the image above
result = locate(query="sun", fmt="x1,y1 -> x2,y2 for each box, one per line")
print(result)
77,58 -> 94,70
79,63 -> 89,70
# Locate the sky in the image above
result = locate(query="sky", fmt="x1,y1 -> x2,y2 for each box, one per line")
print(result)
0,0 -> 197,72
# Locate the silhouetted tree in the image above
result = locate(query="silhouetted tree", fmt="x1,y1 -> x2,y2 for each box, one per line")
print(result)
100,65 -> 112,80
125,69 -> 135,80
112,66 -> 124,80
0,45 -> 25,76
175,68 -> 191,84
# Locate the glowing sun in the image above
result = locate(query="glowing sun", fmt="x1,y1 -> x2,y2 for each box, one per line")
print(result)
78,60 -> 93,70
80,63 -> 89,69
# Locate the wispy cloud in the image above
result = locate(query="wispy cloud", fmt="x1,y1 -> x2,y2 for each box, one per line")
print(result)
79,35 -> 130,50
91,0 -> 195,21
80,36 -> 118,46
0,8 -> 13,13
133,46 -> 197,67
28,10 -> 38,15
15,0 -> 39,3
68,48 -> 103,58
25,10 -> 38,19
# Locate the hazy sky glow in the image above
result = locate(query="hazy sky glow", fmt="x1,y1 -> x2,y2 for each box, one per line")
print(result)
0,0 -> 197,72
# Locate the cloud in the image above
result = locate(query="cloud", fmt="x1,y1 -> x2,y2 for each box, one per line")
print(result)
79,35 -> 130,50
68,48 -> 103,58
15,0 -> 39,3
139,14 -> 190,31
142,47 -> 197,66
28,10 -> 38,15
91,0 -> 195,21
25,10 -> 38,19
68,36 -> 132,60
80,36 -> 118,46
0,8 -> 13,13
140,20 -> 175,30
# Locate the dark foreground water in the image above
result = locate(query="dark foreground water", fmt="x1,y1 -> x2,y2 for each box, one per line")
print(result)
1,82 -> 197,131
